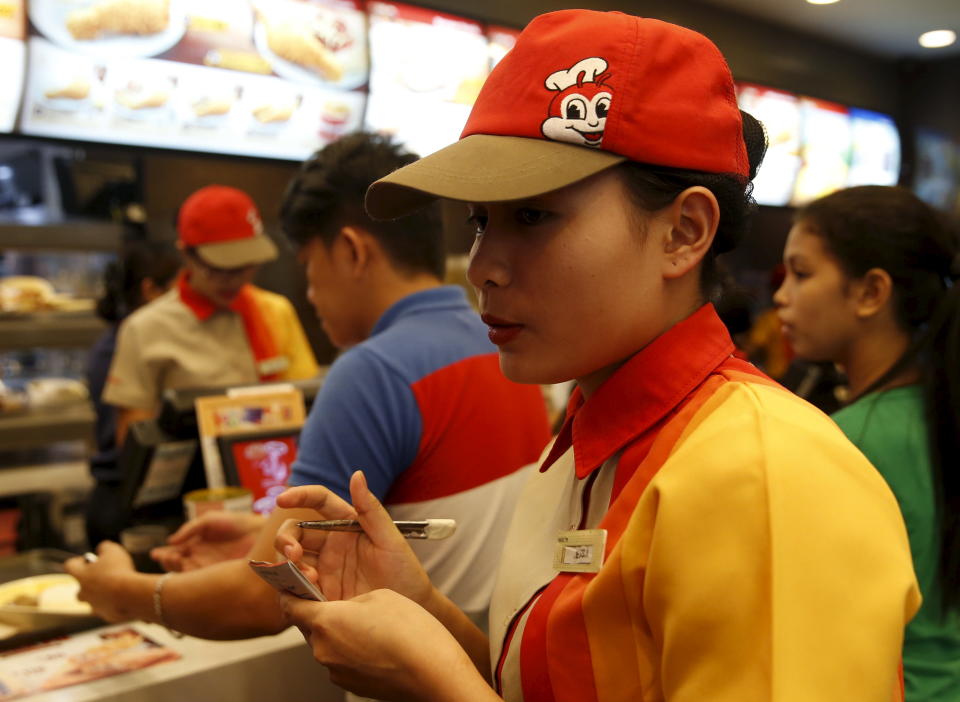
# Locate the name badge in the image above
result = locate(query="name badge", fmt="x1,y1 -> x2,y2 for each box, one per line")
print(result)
258,356 -> 290,376
553,529 -> 607,573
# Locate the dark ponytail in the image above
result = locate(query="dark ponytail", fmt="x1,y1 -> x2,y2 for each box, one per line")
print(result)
96,240 -> 180,322
796,185 -> 960,612
617,110 -> 768,301
925,281 -> 960,612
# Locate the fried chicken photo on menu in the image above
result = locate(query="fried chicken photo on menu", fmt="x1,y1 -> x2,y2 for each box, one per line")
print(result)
252,103 -> 294,124
45,79 -> 91,100
116,82 -> 169,110
192,97 -> 232,118
67,0 -> 170,41
257,9 -> 345,82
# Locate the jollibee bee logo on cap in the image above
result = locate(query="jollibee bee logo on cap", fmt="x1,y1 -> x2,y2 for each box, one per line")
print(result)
247,208 -> 264,237
541,57 -> 612,149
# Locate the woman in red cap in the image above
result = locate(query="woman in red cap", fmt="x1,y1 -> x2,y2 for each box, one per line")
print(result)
272,10 -> 919,701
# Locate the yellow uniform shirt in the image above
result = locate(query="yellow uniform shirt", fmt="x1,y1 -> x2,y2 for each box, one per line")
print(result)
490,305 -> 920,702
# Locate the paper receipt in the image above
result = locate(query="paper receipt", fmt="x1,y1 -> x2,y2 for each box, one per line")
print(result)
249,560 -> 326,601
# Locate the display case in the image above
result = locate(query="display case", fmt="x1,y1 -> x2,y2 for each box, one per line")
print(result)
0,218 -> 120,444
0,221 -> 118,352
0,141 -> 131,551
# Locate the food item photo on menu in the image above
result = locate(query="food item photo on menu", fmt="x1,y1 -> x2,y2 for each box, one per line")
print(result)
252,102 -> 295,124
192,96 -> 233,118
44,78 -> 91,101
254,2 -> 356,82
67,0 -> 170,41
115,78 -> 170,110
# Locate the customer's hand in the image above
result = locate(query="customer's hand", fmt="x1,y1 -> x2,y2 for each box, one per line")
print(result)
274,471 -> 432,606
280,588 -> 497,702
151,510 -> 266,572
64,541 -> 141,622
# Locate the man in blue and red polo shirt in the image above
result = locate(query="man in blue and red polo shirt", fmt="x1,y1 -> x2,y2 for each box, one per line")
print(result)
67,133 -> 551,640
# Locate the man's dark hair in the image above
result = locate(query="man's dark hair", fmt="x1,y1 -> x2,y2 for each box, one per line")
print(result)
280,132 -> 445,279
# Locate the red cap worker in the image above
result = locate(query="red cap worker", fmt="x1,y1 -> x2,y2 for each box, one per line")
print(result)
103,185 -> 318,443
272,10 -> 920,702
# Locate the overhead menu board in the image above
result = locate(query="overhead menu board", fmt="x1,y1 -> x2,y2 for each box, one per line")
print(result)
735,83 -> 801,207
7,0 -> 913,201
364,0 -> 489,157
791,97 -> 852,206
19,0 -> 368,160
736,83 -> 902,207
0,0 -> 26,133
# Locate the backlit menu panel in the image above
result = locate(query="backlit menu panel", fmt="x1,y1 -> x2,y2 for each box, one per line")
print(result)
0,0 -> 26,132
791,97 -> 852,206
364,1 -> 489,157
20,0 -> 367,160
736,83 -> 801,207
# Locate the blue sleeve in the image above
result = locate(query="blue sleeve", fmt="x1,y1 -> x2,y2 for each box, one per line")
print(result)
289,346 -> 421,502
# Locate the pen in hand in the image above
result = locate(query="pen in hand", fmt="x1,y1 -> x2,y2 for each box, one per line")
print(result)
297,519 -> 456,540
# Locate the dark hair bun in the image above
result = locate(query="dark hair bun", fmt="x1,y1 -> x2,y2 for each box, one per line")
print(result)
740,110 -> 768,183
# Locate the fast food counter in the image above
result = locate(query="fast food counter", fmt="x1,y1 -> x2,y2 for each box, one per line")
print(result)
0,550 -> 344,701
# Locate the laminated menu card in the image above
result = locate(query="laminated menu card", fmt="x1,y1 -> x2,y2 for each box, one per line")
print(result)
0,625 -> 179,699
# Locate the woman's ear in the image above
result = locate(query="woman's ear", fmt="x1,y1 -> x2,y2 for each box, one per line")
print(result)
853,267 -> 894,319
661,187 -> 719,280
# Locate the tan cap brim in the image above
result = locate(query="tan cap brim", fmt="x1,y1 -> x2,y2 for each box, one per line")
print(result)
195,234 -> 278,268
366,134 -> 626,220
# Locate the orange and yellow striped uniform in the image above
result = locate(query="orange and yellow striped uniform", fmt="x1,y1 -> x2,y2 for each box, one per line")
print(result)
490,304 -> 920,702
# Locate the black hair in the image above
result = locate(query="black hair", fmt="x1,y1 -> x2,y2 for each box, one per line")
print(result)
796,185 -> 960,612
280,132 -> 445,280
616,110 -> 768,301
714,279 -> 755,337
96,240 -> 180,322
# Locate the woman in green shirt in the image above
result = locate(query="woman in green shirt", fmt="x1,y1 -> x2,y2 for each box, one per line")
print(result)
774,185 -> 960,701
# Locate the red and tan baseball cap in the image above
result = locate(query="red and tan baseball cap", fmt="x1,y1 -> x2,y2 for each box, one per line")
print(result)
366,10 -> 748,219
178,185 -> 278,268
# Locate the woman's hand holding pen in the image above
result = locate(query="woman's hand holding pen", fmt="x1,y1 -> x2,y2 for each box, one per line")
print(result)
274,471 -> 498,700
274,470 -> 433,605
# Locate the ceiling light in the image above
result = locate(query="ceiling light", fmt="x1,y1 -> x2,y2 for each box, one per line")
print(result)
805,0 -> 841,5
919,29 -> 957,48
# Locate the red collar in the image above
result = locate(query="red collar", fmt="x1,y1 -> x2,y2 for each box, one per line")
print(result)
177,272 -> 250,321
541,304 -> 735,479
